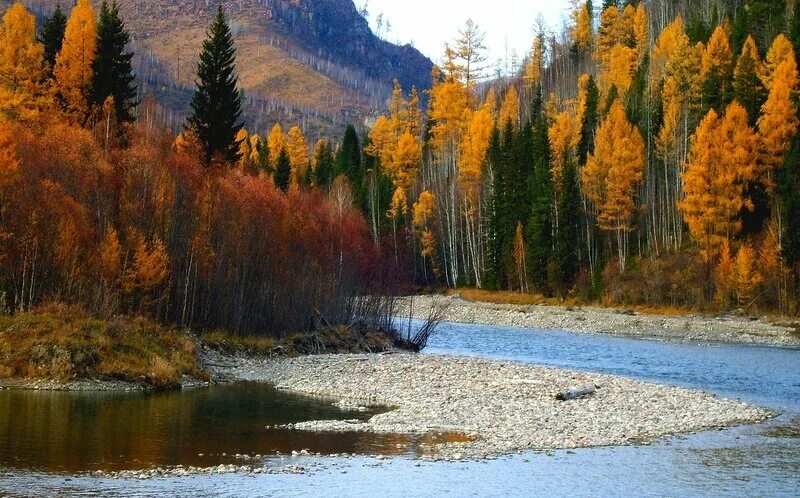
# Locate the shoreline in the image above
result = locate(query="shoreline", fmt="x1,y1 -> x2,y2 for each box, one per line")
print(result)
398,294 -> 800,348
210,352 -> 772,460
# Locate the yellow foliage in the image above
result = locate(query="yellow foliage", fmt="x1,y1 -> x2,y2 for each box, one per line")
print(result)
413,191 -> 437,229
286,126 -> 309,184
54,0 -> 96,120
390,131 -> 422,193
549,111 -> 580,185
123,235 -> 169,296
571,1 -> 592,53
524,36 -> 544,89
595,5 -> 619,65
701,26 -> 733,97
582,101 -> 645,233
680,102 -> 758,261
657,75 -> 681,160
428,76 -> 469,150
632,3 -> 648,63
602,43 -> 638,95
758,57 -> 799,186
364,115 -> 395,166
714,239 -> 735,307
267,123 -> 285,163
735,243 -> 762,307
0,2 -> 50,122
762,34 -> 795,89
458,100 -> 494,204
498,85 -> 520,126
99,226 -> 122,282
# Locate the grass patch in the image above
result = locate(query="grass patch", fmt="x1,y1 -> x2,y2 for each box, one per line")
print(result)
0,304 -> 203,389
447,288 -> 701,317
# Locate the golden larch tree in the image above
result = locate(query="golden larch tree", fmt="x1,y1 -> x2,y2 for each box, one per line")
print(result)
524,35 -> 544,90
582,101 -> 645,269
267,123 -> 285,163
0,2 -> 50,122
680,102 -> 758,261
498,85 -> 520,126
286,126 -> 309,184
571,1 -> 593,53
762,34 -> 795,89
53,0 -> 96,120
758,57 -> 799,188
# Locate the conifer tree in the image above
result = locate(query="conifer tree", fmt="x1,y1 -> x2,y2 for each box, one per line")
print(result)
577,75 -> 599,165
0,2 -> 50,122
700,26 -> 733,114
335,125 -> 364,206
91,0 -> 137,124
526,95 -> 554,293
53,0 -> 96,121
187,5 -> 243,164
485,126 -> 506,290
313,139 -> 334,188
734,36 -> 766,127
274,148 -> 291,192
554,159 -> 581,294
39,4 -> 66,71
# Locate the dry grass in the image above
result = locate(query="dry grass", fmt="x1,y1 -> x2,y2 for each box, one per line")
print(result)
201,330 -> 278,356
447,288 -> 700,318
0,304 -> 202,389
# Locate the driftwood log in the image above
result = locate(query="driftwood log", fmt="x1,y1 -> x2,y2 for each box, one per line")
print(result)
556,386 -> 597,401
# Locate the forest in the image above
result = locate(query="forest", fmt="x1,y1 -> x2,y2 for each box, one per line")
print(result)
0,1 -> 390,339
357,0 -> 800,315
2,0 -> 800,340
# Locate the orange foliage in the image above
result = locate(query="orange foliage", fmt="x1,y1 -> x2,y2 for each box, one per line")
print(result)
54,0 -> 96,120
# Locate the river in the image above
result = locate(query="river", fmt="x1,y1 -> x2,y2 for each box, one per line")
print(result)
0,321 -> 798,497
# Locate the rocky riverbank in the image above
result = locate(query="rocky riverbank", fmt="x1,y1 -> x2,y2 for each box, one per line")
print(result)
398,295 -> 800,347
212,352 -> 771,459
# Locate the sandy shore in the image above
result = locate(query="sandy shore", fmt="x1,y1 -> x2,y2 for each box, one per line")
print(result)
398,295 -> 800,347
213,352 -> 771,460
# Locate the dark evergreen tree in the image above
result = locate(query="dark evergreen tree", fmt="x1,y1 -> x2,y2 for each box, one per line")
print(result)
485,126 -> 506,290
601,0 -> 618,10
577,75 -> 599,166
335,125 -> 364,206
747,0 -> 787,51
733,41 -> 767,127
779,134 -> 800,271
39,4 -> 67,71
553,160 -> 582,294
91,1 -> 138,124
526,93 -> 554,293
187,5 -> 243,164
313,140 -> 335,187
731,6 -> 750,55
274,148 -> 292,191
791,1 -> 800,55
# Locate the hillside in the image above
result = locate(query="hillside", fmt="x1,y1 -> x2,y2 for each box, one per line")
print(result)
12,0 -> 434,138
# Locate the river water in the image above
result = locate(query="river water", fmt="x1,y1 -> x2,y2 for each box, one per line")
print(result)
0,321 -> 798,497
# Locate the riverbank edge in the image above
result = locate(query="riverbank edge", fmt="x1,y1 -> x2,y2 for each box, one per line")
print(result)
206,352 -> 774,461
398,294 -> 800,348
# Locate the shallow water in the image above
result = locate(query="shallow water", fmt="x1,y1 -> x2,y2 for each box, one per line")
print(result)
1,321 -> 799,497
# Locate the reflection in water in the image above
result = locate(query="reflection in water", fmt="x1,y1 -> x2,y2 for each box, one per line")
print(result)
0,383 -> 414,472
0,320 -> 798,497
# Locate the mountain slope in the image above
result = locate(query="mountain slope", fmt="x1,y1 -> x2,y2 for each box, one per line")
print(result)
10,0 -> 434,138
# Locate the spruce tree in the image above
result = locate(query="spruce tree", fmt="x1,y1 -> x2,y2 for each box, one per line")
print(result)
187,5 -> 243,164
39,4 -> 67,71
791,2 -> 800,55
577,75 -> 599,166
779,134 -> 800,268
526,101 -> 554,294
274,148 -> 291,191
313,140 -> 335,187
485,126 -> 506,290
91,1 -> 137,124
734,38 -> 767,126
554,160 -> 581,294
334,125 -> 364,206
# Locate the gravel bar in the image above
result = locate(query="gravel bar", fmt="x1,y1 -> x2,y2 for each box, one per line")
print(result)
398,295 -> 800,347
221,353 -> 771,459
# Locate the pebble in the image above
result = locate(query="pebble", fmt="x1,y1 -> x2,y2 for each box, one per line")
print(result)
223,353 -> 770,460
